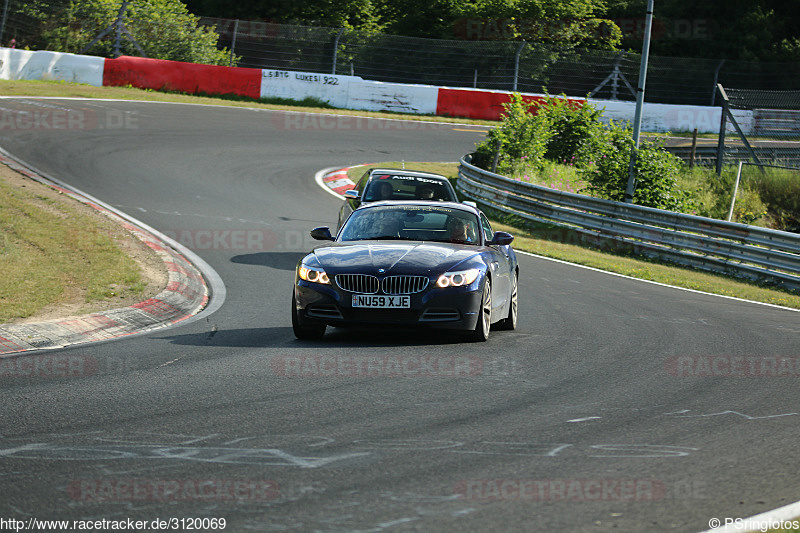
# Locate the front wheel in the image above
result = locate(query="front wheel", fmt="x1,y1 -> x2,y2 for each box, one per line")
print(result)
467,279 -> 491,342
292,292 -> 326,340
495,271 -> 517,331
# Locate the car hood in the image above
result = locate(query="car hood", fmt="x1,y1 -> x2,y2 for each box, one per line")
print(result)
313,241 -> 481,275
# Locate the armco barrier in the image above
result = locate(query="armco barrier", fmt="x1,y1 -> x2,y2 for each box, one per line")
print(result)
2,48 -> 750,134
591,99 -> 754,134
458,154 -> 800,290
437,88 -> 563,121
0,48 -> 104,86
348,80 -> 439,115
261,69 -> 363,109
102,56 -> 261,99
434,86 -> 752,133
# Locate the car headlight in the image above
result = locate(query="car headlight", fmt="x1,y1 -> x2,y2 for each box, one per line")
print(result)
298,264 -> 330,284
436,268 -> 480,288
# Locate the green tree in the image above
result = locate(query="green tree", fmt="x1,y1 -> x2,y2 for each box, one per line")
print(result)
182,0 -> 620,48
386,0 -> 621,48
184,0 -> 387,31
606,0 -> 800,62
31,0 -> 232,65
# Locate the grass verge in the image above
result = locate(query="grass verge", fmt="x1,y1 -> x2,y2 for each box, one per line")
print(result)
0,163 -> 166,323
346,161 -> 800,310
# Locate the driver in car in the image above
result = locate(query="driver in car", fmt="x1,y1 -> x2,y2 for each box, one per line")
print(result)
448,217 -> 475,244
374,212 -> 403,238
376,181 -> 393,200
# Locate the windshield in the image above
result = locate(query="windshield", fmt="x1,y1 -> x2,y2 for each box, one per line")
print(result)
362,175 -> 457,202
339,205 -> 480,244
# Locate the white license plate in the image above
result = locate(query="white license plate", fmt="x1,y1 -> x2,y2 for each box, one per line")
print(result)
352,295 -> 411,308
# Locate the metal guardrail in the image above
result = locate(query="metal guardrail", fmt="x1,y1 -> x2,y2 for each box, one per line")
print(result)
458,154 -> 800,291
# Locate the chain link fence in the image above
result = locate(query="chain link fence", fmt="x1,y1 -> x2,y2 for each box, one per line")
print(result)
196,18 -> 800,107
3,2 -> 800,108
716,87 -> 800,168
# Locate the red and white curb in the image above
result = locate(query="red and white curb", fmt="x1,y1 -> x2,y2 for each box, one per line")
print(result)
0,151 -> 215,355
317,165 -> 362,196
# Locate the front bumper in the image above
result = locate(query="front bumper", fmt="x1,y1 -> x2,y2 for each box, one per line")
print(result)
294,279 -> 483,331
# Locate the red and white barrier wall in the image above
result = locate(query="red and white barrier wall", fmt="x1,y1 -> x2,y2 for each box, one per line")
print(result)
0,48 -> 104,86
0,47 -> 751,134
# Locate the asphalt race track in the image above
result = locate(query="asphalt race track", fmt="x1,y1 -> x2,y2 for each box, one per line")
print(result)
1,99 -> 798,532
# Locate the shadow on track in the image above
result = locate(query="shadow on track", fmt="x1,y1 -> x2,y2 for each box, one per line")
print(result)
230,252 -> 305,271
157,326 -> 469,348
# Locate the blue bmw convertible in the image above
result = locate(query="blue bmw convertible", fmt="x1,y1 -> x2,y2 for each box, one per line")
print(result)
292,201 -> 518,341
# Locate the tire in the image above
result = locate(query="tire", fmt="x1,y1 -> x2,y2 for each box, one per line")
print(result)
292,292 -> 326,340
467,279 -> 491,342
495,271 -> 518,331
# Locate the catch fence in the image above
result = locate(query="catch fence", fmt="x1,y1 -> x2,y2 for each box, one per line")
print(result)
200,18 -> 800,107
3,2 -> 800,106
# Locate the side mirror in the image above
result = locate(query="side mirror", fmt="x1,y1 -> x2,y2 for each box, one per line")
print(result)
462,201 -> 477,208
488,231 -> 514,246
310,227 -> 334,241
344,189 -> 359,199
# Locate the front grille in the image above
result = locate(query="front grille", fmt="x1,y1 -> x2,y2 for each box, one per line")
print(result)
336,274 -> 379,294
382,275 -> 429,295
336,273 -> 429,295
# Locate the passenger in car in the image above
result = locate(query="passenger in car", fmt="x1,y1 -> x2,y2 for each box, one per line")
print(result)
416,186 -> 435,200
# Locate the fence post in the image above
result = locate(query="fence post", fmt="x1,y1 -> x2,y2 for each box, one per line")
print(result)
512,41 -> 525,91
80,0 -> 145,57
624,0 -> 654,203
332,28 -> 344,75
113,0 -> 126,57
716,84 -> 728,175
0,0 -> 9,44
229,19 -> 239,67
491,140 -> 501,173
710,60 -> 725,106
727,161 -> 743,221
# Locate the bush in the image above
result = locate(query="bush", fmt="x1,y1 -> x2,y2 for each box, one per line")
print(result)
575,121 -> 693,210
475,93 -> 607,174
536,95 -> 604,166
475,93 -> 552,174
750,166 -> 800,230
